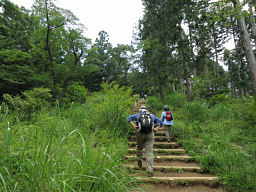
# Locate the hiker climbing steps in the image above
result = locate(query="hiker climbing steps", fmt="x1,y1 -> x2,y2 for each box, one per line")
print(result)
125,101 -> 223,191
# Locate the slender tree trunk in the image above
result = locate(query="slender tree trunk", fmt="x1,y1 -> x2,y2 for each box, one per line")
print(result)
172,83 -> 176,92
231,80 -> 236,98
185,62 -> 192,102
232,0 -> 256,102
205,60 -> 209,80
159,79 -> 164,100
58,77 -> 70,102
212,26 -> 219,77
237,61 -> 245,97
180,78 -> 185,94
45,0 -> 57,99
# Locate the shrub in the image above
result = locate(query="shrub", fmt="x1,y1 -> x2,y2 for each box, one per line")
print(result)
146,96 -> 163,114
184,101 -> 210,123
2,87 -> 52,118
209,93 -> 231,106
61,82 -> 88,104
92,83 -> 134,137
164,92 -> 187,109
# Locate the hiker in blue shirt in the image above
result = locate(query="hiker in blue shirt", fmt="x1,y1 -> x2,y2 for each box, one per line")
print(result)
127,105 -> 161,177
161,105 -> 174,142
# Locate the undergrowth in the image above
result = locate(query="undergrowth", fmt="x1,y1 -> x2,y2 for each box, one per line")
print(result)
0,83 -> 137,192
147,93 -> 256,192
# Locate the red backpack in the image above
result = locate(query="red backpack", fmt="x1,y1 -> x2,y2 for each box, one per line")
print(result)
166,111 -> 173,121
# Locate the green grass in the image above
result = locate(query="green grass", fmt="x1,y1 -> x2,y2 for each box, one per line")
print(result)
147,94 -> 256,192
0,84 -> 138,192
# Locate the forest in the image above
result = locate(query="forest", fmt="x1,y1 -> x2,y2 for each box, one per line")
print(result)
0,0 -> 256,191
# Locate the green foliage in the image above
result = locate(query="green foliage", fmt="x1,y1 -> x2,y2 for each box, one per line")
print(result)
61,82 -> 88,104
164,92 -> 187,110
3,88 -> 52,119
184,101 -> 210,123
146,96 -> 164,114
209,93 -> 231,106
0,49 -> 36,98
0,84 -> 137,192
149,93 -> 256,192
93,83 -> 134,137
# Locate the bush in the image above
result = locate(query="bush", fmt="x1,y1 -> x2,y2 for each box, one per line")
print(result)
184,101 -> 210,123
61,82 -> 88,104
2,87 -> 52,118
164,92 -> 187,110
92,83 -> 134,137
209,93 -> 231,106
146,96 -> 163,114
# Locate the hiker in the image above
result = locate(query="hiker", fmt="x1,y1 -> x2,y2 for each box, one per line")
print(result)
127,105 -> 161,177
161,105 -> 174,142
140,93 -> 145,101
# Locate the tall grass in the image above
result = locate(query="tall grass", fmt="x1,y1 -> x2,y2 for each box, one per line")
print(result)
0,84 -> 137,192
149,93 -> 256,192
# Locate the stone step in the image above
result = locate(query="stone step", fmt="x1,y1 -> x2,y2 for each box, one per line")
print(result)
125,155 -> 193,161
124,164 -> 201,172
126,160 -> 200,167
128,141 -> 179,148
128,148 -> 185,154
130,130 -> 166,136
129,135 -> 166,141
137,176 -> 219,187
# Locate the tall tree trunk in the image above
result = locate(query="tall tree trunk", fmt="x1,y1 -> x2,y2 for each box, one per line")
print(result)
159,79 -> 164,100
237,61 -> 245,97
57,77 -> 70,102
172,83 -> 176,92
180,78 -> 185,94
232,0 -> 256,102
231,80 -> 236,98
232,18 -> 245,97
205,60 -> 209,80
249,0 -> 256,45
45,0 -> 57,99
212,25 -> 219,77
185,62 -> 192,102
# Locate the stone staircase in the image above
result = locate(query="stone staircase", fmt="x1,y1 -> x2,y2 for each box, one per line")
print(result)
124,101 -> 225,192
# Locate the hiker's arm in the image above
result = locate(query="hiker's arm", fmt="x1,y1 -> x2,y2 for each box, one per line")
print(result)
153,124 -> 160,133
128,121 -> 138,130
153,115 -> 161,132
127,114 -> 138,130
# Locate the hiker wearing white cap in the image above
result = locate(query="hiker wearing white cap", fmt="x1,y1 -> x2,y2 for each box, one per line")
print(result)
127,106 -> 161,177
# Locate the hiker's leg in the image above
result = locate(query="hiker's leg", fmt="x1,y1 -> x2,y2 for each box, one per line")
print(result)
164,125 -> 171,141
145,132 -> 154,175
136,132 -> 144,162
169,125 -> 172,140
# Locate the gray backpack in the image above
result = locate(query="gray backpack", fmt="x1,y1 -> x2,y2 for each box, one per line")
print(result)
138,113 -> 153,134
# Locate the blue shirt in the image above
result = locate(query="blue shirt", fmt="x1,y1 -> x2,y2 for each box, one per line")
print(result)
127,113 -> 162,126
161,111 -> 174,125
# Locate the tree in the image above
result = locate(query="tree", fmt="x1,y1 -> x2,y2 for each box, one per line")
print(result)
231,0 -> 256,101
0,0 -> 32,51
0,49 -> 35,100
138,0 -> 186,99
31,0 -> 91,102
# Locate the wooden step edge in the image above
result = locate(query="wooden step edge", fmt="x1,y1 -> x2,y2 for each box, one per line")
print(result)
130,130 -> 166,134
137,176 -> 219,187
128,148 -> 185,152
124,164 -> 201,171
130,136 -> 166,139
125,155 -> 193,161
128,141 -> 178,145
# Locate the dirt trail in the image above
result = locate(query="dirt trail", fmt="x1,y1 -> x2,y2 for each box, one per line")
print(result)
125,100 -> 226,192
